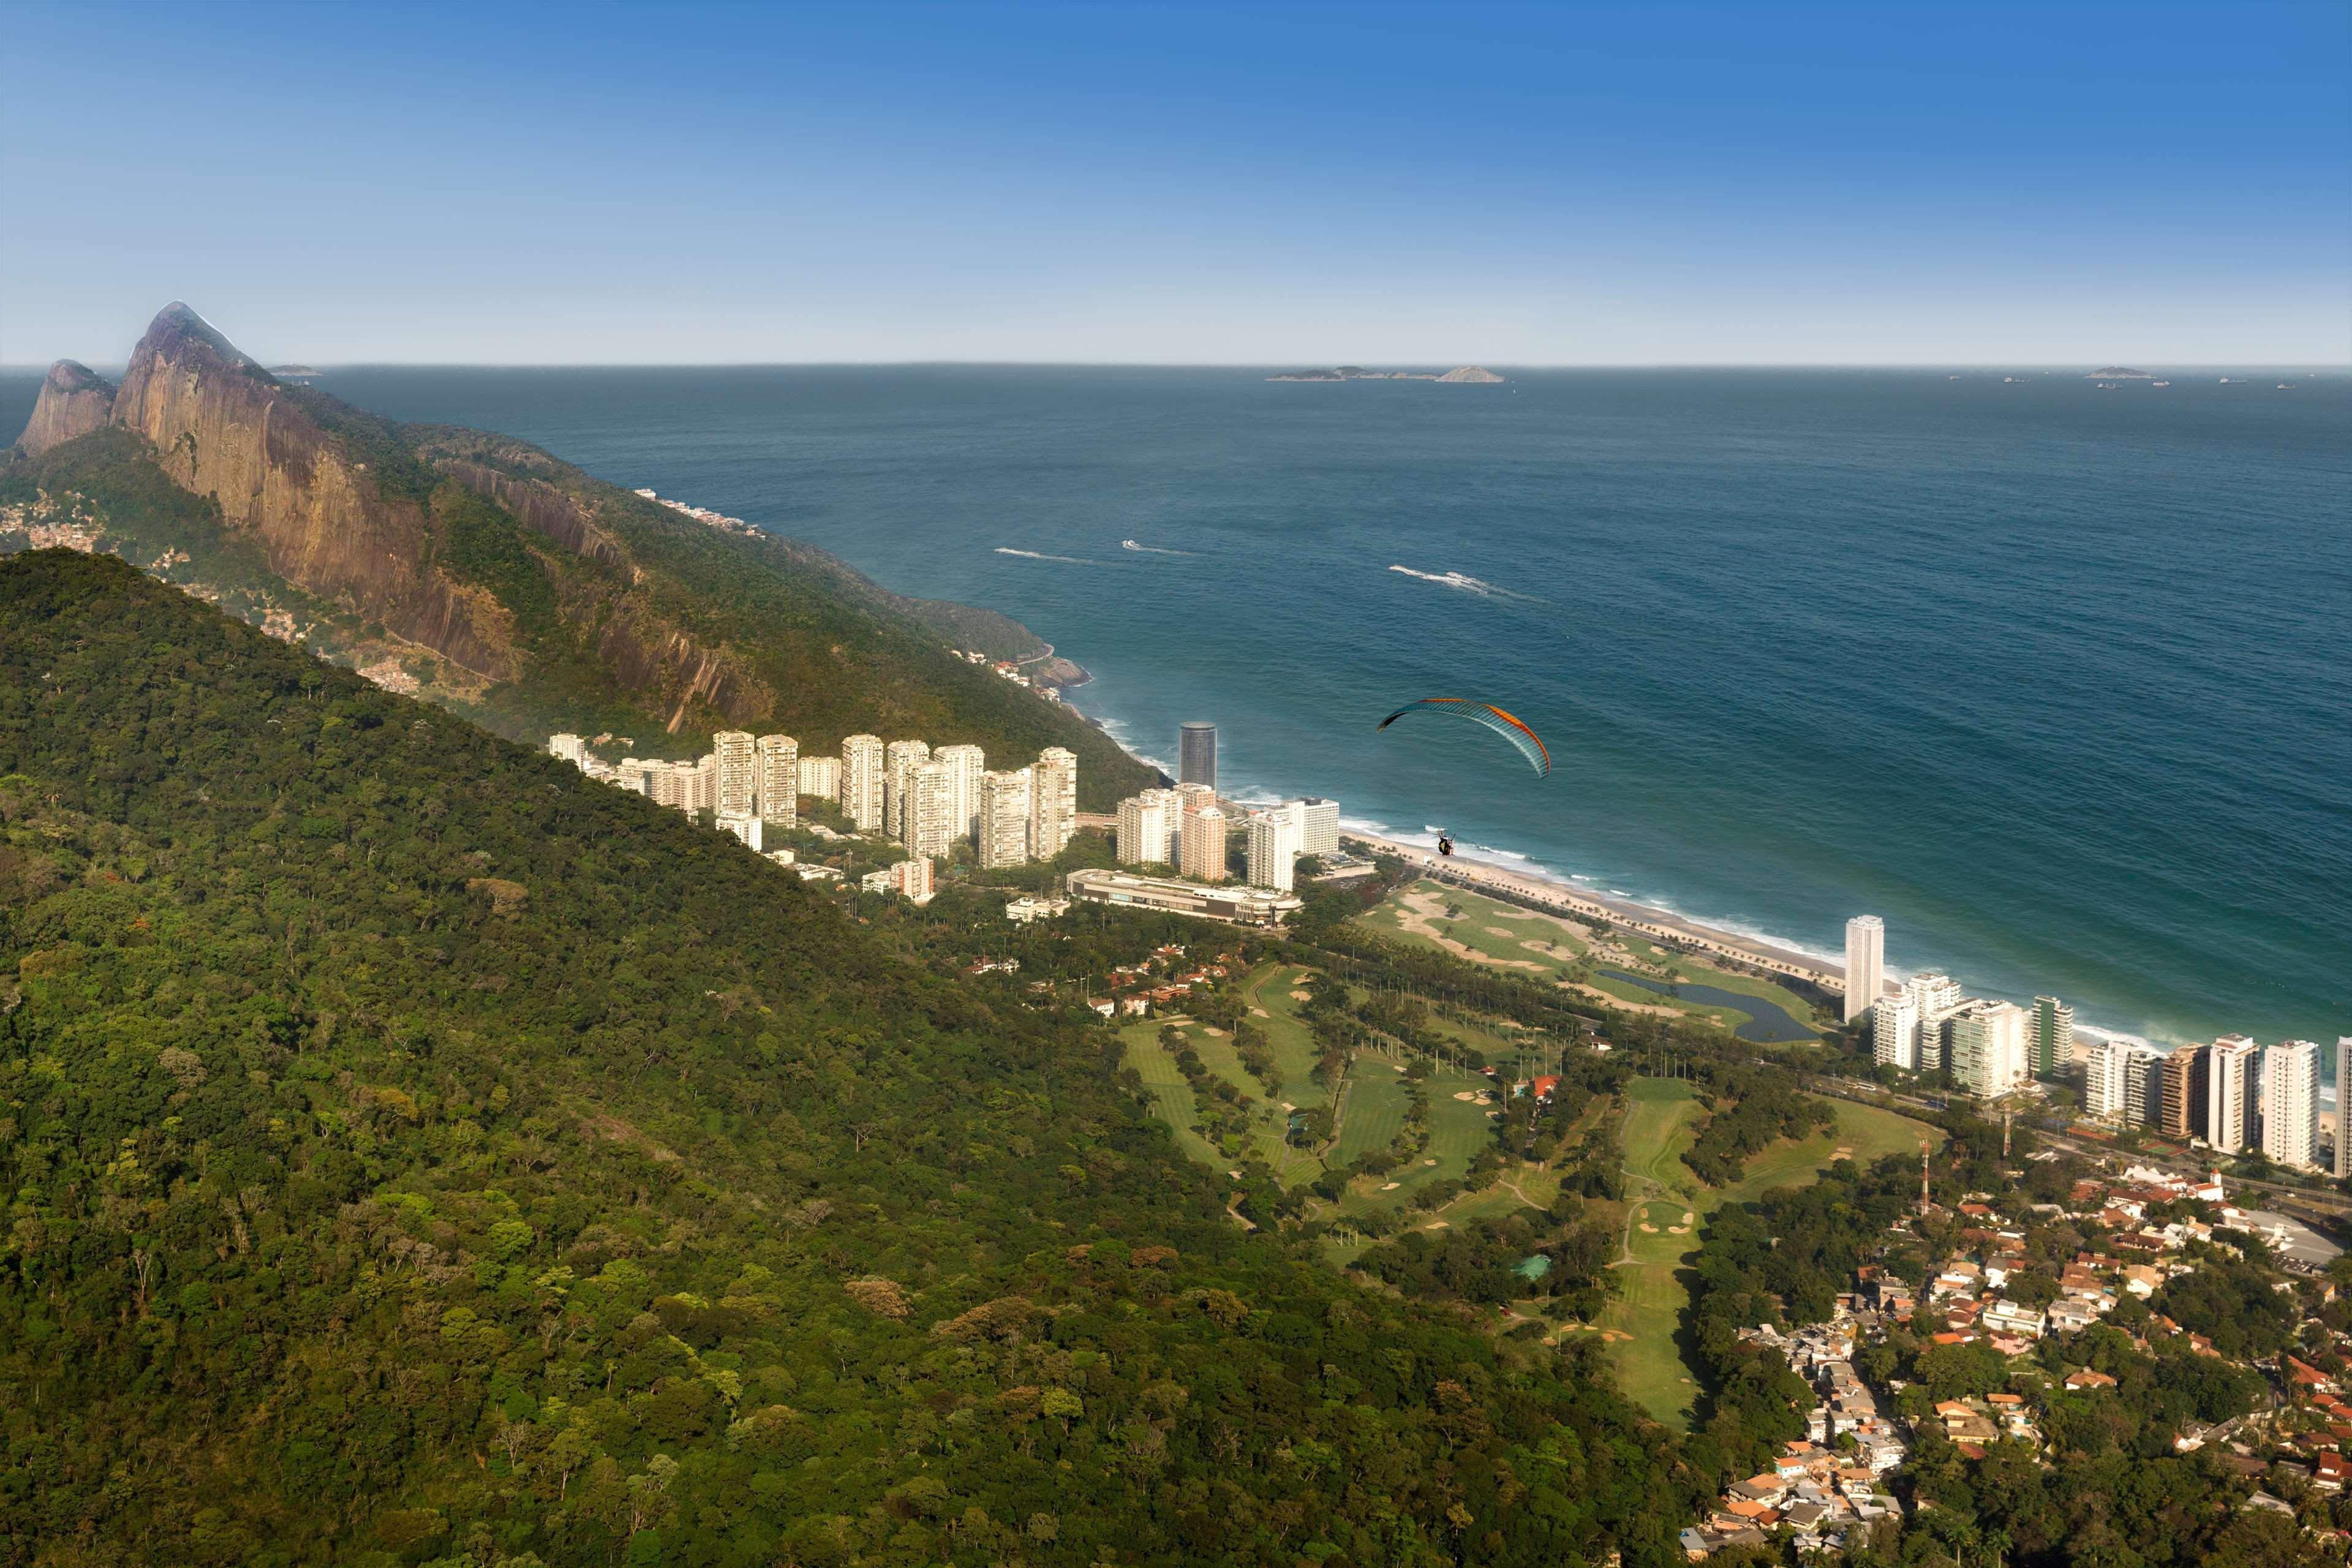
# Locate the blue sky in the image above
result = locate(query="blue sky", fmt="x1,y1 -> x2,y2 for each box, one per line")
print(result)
3,1 -> 2345,364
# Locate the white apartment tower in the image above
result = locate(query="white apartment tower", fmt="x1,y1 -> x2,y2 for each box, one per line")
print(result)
2338,1037 -> 2352,1179
978,769 -> 1035,869
688,754 -> 719,814
1843,916 -> 1885,1025
1292,797 -> 1341,859
1872,971 -> 1963,1073
908,760 -> 962,860
1180,805 -> 1229,881
884,741 -> 932,843
1030,747 -> 1077,860
1945,998 -> 2030,1098
2084,1038 -> 2138,1121
547,733 -> 585,764
2263,1040 -> 2322,1170
756,734 -> 798,826
1116,789 -> 1180,867
797,755 -> 842,804
714,731 -> 760,821
935,744 -> 989,843
841,736 -> 886,832
1246,809 -> 1303,892
2207,1035 -> 2260,1155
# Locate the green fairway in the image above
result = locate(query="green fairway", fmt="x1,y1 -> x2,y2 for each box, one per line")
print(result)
1594,1080 -> 1940,1429
1119,1026 -> 1231,1174
1120,1017 -> 1325,1187
1330,1058 -> 1414,1167
1238,963 -> 1332,1109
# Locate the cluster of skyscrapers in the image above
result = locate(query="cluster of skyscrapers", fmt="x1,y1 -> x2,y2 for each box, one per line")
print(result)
548,729 -> 1076,878
1107,722 -> 1337,894
1847,913 -> 2343,1173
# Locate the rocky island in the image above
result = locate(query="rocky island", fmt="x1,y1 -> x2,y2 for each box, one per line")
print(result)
2086,366 -> 2155,379
1268,364 -> 1506,383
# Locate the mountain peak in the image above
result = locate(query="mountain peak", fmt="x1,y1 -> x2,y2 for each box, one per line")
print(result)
132,300 -> 274,382
14,358 -> 116,458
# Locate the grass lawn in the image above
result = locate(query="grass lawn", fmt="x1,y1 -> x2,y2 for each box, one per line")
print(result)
1594,1079 -> 1941,1430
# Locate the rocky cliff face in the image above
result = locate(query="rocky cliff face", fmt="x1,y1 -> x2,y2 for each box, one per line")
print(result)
17,361 -> 116,458
109,304 -> 518,680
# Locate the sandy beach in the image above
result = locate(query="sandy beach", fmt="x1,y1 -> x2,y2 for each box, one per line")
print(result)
1338,828 -> 1864,1003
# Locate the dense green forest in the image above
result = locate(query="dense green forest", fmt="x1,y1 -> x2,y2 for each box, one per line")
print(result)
0,552 -> 1701,1567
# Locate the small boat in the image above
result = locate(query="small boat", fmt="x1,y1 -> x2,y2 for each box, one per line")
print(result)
2152,380 -> 2170,387
2278,383 -> 2297,390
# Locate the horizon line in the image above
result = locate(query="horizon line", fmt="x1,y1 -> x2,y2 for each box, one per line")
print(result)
7,360 -> 2349,373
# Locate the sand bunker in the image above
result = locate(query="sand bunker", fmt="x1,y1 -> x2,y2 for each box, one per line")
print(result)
1484,925 -> 1518,938
1248,1006 -> 1270,1017
1281,1102 -> 1296,1112
1453,1091 -> 1479,1101
1423,1158 -> 1437,1166
1681,1212 -> 1694,1224
1380,1182 -> 1401,1191
1832,1146 -> 1854,1159
1422,1219 -> 1450,1231
1667,1226 -> 1691,1235
1202,1027 -> 1226,1038
1638,1223 -> 1660,1234
1289,990 -> 1313,1001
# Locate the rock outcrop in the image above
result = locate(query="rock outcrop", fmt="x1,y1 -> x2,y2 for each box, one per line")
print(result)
1436,366 -> 1505,383
110,303 -> 518,680
17,361 -> 116,457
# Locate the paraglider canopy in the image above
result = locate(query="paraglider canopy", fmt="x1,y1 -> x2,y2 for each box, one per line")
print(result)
1376,699 -> 1550,777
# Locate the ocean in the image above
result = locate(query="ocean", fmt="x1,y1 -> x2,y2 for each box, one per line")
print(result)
6,364 -> 2345,1046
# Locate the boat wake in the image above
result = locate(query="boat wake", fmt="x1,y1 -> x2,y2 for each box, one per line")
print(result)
1387,564 -> 1541,601
1122,539 -> 1196,556
997,548 -> 1105,565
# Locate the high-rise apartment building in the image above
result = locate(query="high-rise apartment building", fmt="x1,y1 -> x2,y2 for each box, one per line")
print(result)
841,736 -> 886,832
978,769 -> 1035,869
1178,722 -> 1218,790
2126,1048 -> 2162,1129
688,755 -> 719,815
797,755 -> 842,804
884,741 -> 932,843
713,731 -> 760,820
1291,797 -> 1341,859
1028,747 -> 1077,859
2263,1040 -> 2321,1169
1246,809 -> 1303,892
889,856 -> 934,902
1116,789 -> 1180,867
2086,1038 -> 2137,1121
2207,1035 -> 2259,1155
617,756 -> 654,796
756,734 -> 798,826
2338,1038 -> 2352,1178
936,744 -> 989,843
1946,999 -> 2029,1098
1872,971 -> 1962,1073
2030,996 -> 2074,1077
1180,806 -> 1229,881
548,733 -> 585,764
1844,916 -> 1885,1025
908,760 -> 962,859
2160,1045 -> 2208,1140
1176,781 -> 1218,815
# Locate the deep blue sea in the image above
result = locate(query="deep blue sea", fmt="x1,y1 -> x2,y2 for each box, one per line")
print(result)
7,364 -> 2346,1046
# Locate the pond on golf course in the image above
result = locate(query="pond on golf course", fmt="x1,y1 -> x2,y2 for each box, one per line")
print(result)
1599,971 -> 1819,1042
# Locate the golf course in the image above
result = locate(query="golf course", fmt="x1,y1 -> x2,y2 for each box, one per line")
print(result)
1593,1076 -> 1941,1428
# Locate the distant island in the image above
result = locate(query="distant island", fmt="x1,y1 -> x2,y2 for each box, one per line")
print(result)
1269,364 -> 1505,383
268,363 -> 322,377
2086,366 -> 2154,379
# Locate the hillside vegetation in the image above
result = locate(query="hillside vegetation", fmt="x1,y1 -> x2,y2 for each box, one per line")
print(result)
0,551 -> 1692,1567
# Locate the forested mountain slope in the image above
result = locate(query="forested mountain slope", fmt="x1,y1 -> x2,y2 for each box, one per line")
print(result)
0,551 -> 1694,1567
4,304 -> 1150,807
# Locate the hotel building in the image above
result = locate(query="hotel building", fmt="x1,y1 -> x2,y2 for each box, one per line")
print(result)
1844,916 -> 1885,1025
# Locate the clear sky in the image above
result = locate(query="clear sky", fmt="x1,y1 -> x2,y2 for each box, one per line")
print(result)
4,1 -> 2346,365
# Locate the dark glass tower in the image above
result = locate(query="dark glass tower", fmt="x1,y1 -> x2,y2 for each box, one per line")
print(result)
1178,722 -> 1217,789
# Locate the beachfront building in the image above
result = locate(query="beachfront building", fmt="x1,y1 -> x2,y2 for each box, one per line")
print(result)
841,735 -> 886,832
937,744 -> 988,842
1117,788 -> 1180,867
2127,1047 -> 2162,1128
1179,805 -> 1229,881
1030,747 -> 1077,859
978,768 -> 1035,869
2207,1035 -> 2260,1155
1065,867 -> 1300,927
1873,971 -> 1964,1074
1947,999 -> 2030,1099
1179,722 -> 1218,790
2032,995 -> 2075,1077
1291,796 -> 1341,859
2263,1039 -> 2322,1169
2086,1039 -> 2145,1123
756,734 -> 798,827
797,754 -> 842,804
2339,1038 -> 2352,1178
1844,916 -> 1885,1025
714,731 -> 759,820
884,741 -> 932,842
1246,808 -> 1303,892
2161,1044 -> 2209,1140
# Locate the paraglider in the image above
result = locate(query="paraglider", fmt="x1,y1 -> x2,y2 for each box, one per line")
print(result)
1437,833 -> 1455,856
1376,699 -> 1550,777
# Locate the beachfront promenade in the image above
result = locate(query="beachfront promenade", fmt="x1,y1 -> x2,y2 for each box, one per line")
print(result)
1341,831 -> 1867,1000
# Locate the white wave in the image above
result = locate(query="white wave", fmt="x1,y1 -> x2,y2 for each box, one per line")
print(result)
996,548 -> 1106,565
1121,539 -> 1197,556
1387,564 -> 1542,602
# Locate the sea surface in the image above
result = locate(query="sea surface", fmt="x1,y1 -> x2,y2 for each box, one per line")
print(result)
6,364 -> 2346,1046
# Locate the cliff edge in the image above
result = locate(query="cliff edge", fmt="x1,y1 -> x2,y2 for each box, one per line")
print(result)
15,360 -> 116,458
